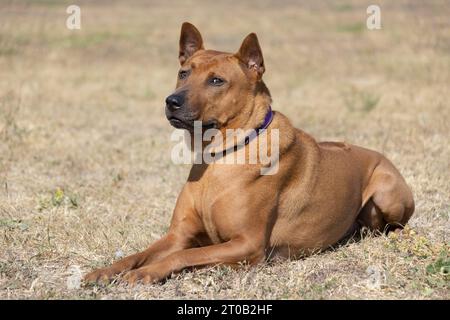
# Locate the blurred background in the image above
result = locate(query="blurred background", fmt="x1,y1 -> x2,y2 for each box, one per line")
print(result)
0,0 -> 449,299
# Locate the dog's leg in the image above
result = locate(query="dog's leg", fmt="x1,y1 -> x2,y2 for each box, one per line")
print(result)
122,190 -> 276,285
122,237 -> 266,284
358,158 -> 415,233
84,187 -> 202,284
84,233 -> 188,284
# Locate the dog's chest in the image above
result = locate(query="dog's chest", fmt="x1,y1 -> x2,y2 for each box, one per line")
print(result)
198,175 -> 237,244
200,189 -> 224,244
201,207 -> 222,244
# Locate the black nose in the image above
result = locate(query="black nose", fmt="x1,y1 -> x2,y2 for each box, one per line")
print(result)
165,94 -> 184,111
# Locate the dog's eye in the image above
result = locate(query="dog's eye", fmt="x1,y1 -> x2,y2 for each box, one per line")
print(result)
178,70 -> 189,80
208,77 -> 225,86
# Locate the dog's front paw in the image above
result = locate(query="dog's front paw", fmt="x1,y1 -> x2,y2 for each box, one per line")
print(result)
122,267 -> 159,286
84,267 -> 117,285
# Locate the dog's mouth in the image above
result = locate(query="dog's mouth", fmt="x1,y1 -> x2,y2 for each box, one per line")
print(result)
168,116 -> 218,131
168,116 -> 192,130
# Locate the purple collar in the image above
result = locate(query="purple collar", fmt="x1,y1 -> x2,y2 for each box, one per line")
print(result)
244,106 -> 274,145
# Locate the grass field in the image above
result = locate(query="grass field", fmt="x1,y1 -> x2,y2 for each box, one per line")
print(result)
0,0 -> 449,299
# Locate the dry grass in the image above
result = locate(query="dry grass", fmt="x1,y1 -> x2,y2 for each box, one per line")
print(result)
0,0 -> 449,299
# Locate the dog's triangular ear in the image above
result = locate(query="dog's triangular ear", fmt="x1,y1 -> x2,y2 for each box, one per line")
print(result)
235,33 -> 265,79
179,22 -> 204,65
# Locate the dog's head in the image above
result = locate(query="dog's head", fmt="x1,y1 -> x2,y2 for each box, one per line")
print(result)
165,22 -> 270,132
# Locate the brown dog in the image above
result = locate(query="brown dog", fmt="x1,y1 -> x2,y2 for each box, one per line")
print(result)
85,22 -> 414,285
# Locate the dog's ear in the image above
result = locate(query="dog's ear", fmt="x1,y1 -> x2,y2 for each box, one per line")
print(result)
179,22 -> 204,65
235,33 -> 265,79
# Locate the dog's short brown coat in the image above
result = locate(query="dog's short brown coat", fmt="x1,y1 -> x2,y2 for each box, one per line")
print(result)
85,23 -> 414,285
